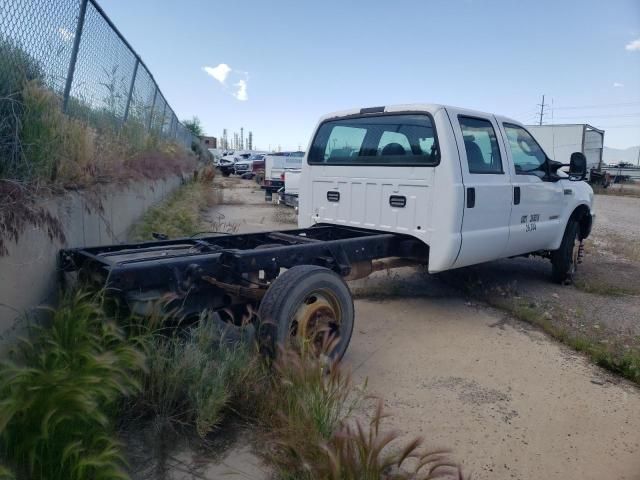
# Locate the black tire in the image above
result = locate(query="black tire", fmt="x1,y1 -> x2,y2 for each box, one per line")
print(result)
257,265 -> 354,360
221,170 -> 230,177
551,219 -> 580,284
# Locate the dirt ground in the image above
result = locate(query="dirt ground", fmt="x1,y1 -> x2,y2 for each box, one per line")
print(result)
175,176 -> 640,480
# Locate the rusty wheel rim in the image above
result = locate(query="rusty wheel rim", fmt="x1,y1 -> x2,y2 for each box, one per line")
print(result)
289,289 -> 342,353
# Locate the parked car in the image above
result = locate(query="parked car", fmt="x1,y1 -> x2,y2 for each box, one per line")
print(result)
234,153 -> 266,177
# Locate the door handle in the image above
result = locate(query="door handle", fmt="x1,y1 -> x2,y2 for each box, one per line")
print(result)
514,186 -> 521,205
466,188 -> 475,208
327,191 -> 340,202
389,195 -> 406,208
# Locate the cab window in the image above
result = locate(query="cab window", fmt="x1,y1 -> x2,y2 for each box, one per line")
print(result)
503,123 -> 547,175
308,114 -> 439,166
458,116 -> 503,174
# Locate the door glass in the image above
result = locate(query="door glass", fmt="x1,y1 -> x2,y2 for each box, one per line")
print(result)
458,116 -> 503,174
503,124 -> 547,176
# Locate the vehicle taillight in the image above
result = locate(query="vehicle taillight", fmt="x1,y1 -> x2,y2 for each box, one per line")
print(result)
280,172 -> 285,181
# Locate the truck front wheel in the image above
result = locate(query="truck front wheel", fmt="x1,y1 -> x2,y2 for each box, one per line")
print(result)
257,265 -> 354,360
551,219 -> 580,284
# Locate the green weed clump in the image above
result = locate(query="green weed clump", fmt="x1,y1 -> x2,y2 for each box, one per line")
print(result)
0,291 -> 145,480
126,317 -> 260,439
130,175 -> 218,241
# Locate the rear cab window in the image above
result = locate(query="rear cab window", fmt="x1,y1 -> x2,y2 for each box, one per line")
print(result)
308,114 -> 439,166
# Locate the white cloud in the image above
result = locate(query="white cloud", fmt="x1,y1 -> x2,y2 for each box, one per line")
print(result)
203,64 -> 231,84
625,38 -> 640,51
203,64 -> 249,101
613,82 -> 624,88
58,27 -> 74,42
233,80 -> 248,101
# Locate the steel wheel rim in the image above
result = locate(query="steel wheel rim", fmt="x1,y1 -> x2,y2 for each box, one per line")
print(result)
289,289 -> 342,353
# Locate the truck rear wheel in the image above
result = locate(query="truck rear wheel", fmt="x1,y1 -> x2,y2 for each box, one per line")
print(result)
551,219 -> 580,284
257,265 -> 354,360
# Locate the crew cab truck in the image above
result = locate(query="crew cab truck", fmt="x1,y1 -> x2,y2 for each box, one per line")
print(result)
60,104 -> 593,361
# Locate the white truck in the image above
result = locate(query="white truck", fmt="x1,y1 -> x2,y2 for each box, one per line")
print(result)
66,103 -> 595,361
299,104 -> 594,283
277,169 -> 301,210
261,151 -> 305,198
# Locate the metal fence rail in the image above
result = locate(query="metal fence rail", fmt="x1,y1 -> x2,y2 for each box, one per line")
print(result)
0,0 -> 196,159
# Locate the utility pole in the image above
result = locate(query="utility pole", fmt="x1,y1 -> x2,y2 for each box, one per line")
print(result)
538,94 -> 546,126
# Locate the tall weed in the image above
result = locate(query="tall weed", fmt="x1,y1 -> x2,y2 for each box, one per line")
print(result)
0,291 -> 145,480
125,316 -> 260,439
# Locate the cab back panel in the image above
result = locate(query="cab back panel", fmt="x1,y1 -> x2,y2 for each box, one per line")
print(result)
310,172 -> 433,237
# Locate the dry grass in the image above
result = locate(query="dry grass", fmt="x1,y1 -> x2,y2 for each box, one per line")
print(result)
256,346 -> 465,480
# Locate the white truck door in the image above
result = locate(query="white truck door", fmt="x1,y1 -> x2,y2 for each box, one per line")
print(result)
303,111 -> 439,240
447,110 -> 513,268
498,122 -> 564,256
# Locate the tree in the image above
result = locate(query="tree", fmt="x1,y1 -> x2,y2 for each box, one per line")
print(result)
183,116 -> 204,137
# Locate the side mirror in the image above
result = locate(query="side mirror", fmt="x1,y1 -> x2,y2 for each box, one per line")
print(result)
569,152 -> 587,180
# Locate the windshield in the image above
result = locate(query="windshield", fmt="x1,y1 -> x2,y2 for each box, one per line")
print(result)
308,114 -> 438,166
249,154 -> 264,160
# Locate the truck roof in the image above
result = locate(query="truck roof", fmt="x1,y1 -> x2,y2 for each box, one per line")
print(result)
319,103 -> 522,126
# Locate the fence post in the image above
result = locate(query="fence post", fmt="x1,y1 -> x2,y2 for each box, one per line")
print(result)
122,57 -> 139,124
160,102 -> 167,137
147,86 -> 157,132
63,0 -> 89,112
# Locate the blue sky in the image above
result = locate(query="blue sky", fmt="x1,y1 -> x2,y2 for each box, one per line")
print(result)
100,0 -> 640,150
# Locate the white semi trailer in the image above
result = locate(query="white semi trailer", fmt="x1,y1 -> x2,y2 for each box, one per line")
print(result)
527,124 -> 607,184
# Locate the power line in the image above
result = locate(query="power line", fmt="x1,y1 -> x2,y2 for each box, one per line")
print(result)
551,101 -> 640,110
552,112 -> 640,120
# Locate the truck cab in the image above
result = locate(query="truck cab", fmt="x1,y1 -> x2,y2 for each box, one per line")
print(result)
299,104 -> 594,281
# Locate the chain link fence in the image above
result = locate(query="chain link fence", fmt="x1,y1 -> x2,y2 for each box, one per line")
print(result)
0,0 -> 197,172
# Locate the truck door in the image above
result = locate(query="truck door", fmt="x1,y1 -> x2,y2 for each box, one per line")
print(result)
448,110 -> 513,268
498,122 -> 564,256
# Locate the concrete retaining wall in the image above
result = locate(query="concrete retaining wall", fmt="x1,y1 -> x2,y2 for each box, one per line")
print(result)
0,175 -> 185,344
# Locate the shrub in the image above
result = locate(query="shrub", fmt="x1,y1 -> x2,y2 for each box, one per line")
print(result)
130,178 -> 218,241
0,291 -> 145,480
125,315 -> 260,439
0,36 -> 44,177
19,81 -> 94,182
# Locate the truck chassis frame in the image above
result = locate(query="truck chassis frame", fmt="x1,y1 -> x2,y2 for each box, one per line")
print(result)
60,225 -> 426,326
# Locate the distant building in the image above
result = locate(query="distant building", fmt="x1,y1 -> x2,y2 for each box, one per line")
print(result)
201,136 -> 217,149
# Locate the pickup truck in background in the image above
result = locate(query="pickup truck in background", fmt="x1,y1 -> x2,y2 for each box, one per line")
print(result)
277,169 -> 301,210
62,103 -> 594,360
261,151 -> 304,198
234,153 -> 267,178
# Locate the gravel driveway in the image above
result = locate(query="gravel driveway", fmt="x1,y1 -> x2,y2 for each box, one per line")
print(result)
198,177 -> 640,480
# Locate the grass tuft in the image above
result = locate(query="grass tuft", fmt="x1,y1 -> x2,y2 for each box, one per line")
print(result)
0,291 -> 145,480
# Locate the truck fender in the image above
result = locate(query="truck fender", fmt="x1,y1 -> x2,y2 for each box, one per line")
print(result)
552,204 -> 592,250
